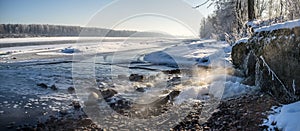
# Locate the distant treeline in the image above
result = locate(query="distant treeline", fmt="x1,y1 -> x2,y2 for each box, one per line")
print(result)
0,24 -> 167,38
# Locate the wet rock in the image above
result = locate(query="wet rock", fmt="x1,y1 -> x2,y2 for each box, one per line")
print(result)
196,57 -> 209,63
244,51 -> 256,76
37,83 -> 48,89
135,87 -> 146,92
98,82 -> 106,88
148,75 -> 156,81
50,84 -> 58,91
232,42 -> 249,69
80,118 -> 93,126
129,74 -> 144,82
117,74 -> 127,80
161,90 -> 169,94
233,69 -> 245,77
67,87 -> 75,93
152,90 -> 181,106
71,101 -> 81,109
168,90 -> 181,99
100,89 -> 118,99
59,110 -> 68,116
162,69 -> 181,74
293,26 -> 300,35
232,24 -> 300,103
242,76 -> 255,86
167,76 -> 181,87
108,96 -> 132,111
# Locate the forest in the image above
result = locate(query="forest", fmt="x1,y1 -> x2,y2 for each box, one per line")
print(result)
0,24 -> 167,38
199,0 -> 300,43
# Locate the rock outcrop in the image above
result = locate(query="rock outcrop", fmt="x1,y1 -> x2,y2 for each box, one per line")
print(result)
232,20 -> 300,103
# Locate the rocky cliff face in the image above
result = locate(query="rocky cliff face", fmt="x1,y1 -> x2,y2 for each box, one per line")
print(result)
232,21 -> 300,103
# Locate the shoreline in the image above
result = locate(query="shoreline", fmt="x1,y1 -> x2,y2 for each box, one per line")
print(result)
1,92 -> 280,130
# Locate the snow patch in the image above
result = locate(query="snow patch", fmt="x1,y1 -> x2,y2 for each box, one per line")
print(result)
255,19 -> 300,33
144,41 -> 232,68
246,20 -> 262,28
175,86 -> 210,104
263,101 -> 300,131
234,38 -> 249,46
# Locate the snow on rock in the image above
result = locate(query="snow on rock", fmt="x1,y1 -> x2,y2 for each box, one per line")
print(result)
246,20 -> 262,28
175,86 -> 210,104
255,19 -> 300,33
174,75 -> 257,104
144,41 -> 232,68
234,38 -> 249,46
263,101 -> 300,131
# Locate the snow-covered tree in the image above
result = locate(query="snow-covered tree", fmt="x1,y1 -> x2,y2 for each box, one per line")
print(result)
198,0 -> 300,42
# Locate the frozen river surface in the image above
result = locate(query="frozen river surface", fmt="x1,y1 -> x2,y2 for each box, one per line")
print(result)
0,37 -> 253,129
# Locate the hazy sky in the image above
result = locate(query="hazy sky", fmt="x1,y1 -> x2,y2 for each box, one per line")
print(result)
0,0 -> 214,36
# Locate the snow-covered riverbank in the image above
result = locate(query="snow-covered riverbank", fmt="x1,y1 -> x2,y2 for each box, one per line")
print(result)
0,37 -> 260,130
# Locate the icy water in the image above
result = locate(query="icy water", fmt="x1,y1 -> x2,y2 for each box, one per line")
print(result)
0,38 -> 183,129
0,61 -> 74,128
0,38 -> 254,129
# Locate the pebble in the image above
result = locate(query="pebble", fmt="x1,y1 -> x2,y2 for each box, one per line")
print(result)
37,83 -> 48,89
81,118 -> 93,125
67,87 -> 75,93
50,84 -> 58,91
135,87 -> 146,92
59,110 -> 68,116
72,101 -> 81,109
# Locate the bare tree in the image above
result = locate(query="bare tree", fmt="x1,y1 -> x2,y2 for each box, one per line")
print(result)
248,0 -> 256,21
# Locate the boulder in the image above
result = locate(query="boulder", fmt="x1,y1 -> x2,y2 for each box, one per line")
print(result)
71,101 -> 81,109
232,42 -> 249,69
67,87 -> 75,93
135,87 -> 146,92
50,84 -> 58,91
100,89 -> 118,99
37,83 -> 48,89
129,74 -> 144,82
167,77 -> 181,87
232,24 -> 300,103
151,90 -> 181,106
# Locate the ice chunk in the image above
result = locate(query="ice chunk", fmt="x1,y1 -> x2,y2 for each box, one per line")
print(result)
61,47 -> 79,54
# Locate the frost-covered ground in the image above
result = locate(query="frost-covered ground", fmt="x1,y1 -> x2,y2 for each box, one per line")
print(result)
263,101 -> 300,131
0,37 -> 258,129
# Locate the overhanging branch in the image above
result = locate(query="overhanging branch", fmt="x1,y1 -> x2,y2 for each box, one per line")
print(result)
193,0 -> 210,8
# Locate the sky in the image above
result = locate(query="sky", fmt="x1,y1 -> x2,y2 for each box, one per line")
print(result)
0,0 -> 214,36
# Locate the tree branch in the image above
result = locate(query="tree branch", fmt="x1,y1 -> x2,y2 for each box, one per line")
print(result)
193,0 -> 210,8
